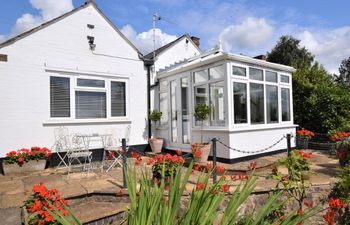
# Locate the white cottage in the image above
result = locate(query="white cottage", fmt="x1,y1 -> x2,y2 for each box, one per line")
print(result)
154,47 -> 297,162
0,1 -> 148,157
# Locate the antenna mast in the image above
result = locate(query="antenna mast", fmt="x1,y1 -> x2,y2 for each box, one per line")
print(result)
152,13 -> 161,70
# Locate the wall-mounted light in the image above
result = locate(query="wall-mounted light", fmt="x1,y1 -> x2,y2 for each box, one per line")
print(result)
87,24 -> 95,29
87,36 -> 96,51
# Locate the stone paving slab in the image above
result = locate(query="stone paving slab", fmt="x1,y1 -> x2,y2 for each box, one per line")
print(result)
70,201 -> 130,224
0,207 -> 21,225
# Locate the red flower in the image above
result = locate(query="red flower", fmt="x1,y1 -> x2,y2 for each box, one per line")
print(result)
221,184 -> 230,193
297,209 -> 303,215
323,210 -> 336,225
231,175 -> 237,181
176,149 -> 182,156
196,182 -> 205,190
193,163 -> 201,171
17,157 -> 24,164
193,150 -> 202,159
108,151 -> 115,160
205,162 -> 213,172
328,198 -> 345,209
118,147 -> 124,155
147,158 -> 155,165
215,166 -> 225,174
131,151 -> 141,159
239,174 -> 248,180
135,157 -> 142,165
248,161 -> 257,170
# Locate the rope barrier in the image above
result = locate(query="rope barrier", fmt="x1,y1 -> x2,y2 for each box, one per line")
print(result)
215,135 -> 286,154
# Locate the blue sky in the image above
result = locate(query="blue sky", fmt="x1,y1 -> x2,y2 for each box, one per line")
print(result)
0,0 -> 350,73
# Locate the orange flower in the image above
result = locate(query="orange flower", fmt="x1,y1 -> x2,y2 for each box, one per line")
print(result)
193,150 -> 202,159
193,163 -> 201,171
215,166 -> 225,174
248,161 -> 257,170
231,175 -> 237,181
221,184 -> 230,193
196,182 -> 205,190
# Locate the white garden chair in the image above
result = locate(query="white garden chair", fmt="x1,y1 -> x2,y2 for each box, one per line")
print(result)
53,127 -> 70,168
67,134 -> 93,175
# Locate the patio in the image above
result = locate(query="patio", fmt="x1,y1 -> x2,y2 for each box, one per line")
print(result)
0,150 -> 340,224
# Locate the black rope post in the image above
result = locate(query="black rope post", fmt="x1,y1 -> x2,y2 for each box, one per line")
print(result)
287,134 -> 292,157
122,138 -> 127,189
212,138 -> 217,183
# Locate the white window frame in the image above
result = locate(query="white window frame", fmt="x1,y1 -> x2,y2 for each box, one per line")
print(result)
230,61 -> 293,128
48,74 -> 130,123
192,63 -> 226,128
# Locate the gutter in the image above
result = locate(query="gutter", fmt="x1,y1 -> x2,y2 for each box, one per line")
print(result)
143,58 -> 154,139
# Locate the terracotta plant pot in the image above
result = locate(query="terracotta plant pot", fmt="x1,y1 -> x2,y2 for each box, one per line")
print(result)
191,143 -> 212,163
3,160 -> 46,175
149,138 -> 164,153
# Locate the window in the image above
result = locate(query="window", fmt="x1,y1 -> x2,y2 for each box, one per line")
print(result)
266,71 -> 277,83
159,80 -> 168,125
50,77 -> 70,117
194,69 -> 208,83
232,66 -> 246,77
210,81 -> 225,126
49,76 -> 127,120
77,78 -> 105,88
250,83 -> 264,124
111,81 -> 126,117
281,88 -> 291,121
266,85 -> 278,123
249,68 -> 263,81
281,75 -> 290,83
233,82 -> 247,124
209,65 -> 224,80
75,91 -> 106,119
193,65 -> 225,126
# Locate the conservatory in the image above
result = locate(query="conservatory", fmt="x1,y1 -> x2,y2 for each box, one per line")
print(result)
155,48 -> 296,162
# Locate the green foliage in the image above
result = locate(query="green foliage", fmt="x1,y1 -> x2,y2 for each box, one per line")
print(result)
293,63 -> 350,133
194,103 -> 211,143
125,159 -> 318,225
149,110 -> 163,122
335,56 -> 350,89
193,103 -> 211,122
267,35 -> 314,69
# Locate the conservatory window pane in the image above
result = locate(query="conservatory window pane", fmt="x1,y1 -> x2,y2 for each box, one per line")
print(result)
194,69 -> 208,83
266,71 -> 277,83
160,93 -> 168,125
266,85 -> 278,123
209,65 -> 224,80
281,88 -> 291,121
281,75 -> 290,83
250,83 -> 264,124
249,68 -> 263,81
210,81 -> 225,126
194,84 -> 208,126
233,82 -> 247,124
75,91 -> 106,119
232,66 -> 246,77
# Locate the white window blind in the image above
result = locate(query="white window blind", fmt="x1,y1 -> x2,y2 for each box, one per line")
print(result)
50,76 -> 70,117
111,81 -> 126,117
75,91 -> 106,118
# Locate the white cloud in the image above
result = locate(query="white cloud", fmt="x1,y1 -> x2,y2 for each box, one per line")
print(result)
121,24 -> 177,54
1,0 -> 73,41
219,17 -> 274,52
297,27 -> 350,74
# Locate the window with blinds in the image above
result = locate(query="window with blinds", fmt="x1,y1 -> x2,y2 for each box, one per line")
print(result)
111,81 -> 126,117
75,91 -> 107,119
50,76 -> 70,117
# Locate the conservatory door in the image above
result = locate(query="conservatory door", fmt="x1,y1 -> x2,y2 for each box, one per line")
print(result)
169,76 -> 191,147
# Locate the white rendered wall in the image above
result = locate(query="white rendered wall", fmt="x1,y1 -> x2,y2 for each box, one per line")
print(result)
0,5 -> 148,156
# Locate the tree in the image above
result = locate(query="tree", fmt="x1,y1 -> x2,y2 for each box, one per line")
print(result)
267,35 -> 314,69
335,57 -> 350,88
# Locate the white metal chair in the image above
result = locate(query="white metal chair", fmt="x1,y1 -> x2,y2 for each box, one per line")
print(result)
67,134 -> 93,175
104,134 -> 123,172
53,127 -> 70,168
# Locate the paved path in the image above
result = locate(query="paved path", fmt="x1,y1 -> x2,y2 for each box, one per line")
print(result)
0,150 -> 340,224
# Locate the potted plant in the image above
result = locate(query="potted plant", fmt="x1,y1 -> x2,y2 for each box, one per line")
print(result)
191,103 -> 212,163
147,153 -> 185,184
3,147 -> 52,175
149,110 -> 164,153
296,128 -> 315,149
331,131 -> 350,166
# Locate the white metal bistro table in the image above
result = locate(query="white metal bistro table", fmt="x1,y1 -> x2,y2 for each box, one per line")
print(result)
75,133 -> 113,171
